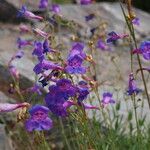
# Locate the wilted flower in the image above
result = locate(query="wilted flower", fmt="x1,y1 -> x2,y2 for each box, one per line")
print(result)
9,65 -> 19,79
127,73 -> 141,95
17,38 -> 32,49
18,5 -> 43,20
25,105 -> 53,132
33,28 -> 48,38
106,31 -> 128,43
19,24 -> 30,33
0,102 -> 30,113
50,4 -> 60,14
101,92 -> 115,107
39,0 -> 48,9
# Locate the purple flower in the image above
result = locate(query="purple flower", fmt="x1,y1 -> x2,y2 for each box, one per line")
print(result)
43,39 -> 52,54
27,84 -> 42,95
101,92 -> 115,107
133,41 -> 150,60
25,105 -> 53,132
127,73 -> 141,95
39,0 -> 48,9
9,65 -> 19,79
140,41 -> 150,60
45,85 -> 68,117
97,39 -> 110,51
50,4 -> 60,14
106,31 -> 128,43
77,81 -> 89,102
69,42 -> 86,59
33,59 -> 63,74
0,102 -> 29,113
56,78 -> 77,97
33,28 -> 48,38
17,38 -> 32,49
15,50 -> 24,59
85,13 -> 95,22
18,5 -> 43,20
65,55 -> 86,74
32,41 -> 43,57
79,0 -> 92,5
132,17 -> 140,26
19,24 -> 30,33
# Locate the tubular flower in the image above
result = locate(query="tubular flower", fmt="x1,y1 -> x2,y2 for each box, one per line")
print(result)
25,105 -> 53,132
33,28 -> 48,38
0,102 -> 30,113
65,54 -> 86,74
101,92 -> 115,107
9,65 -> 19,79
127,73 -> 142,95
33,59 -> 63,74
96,39 -> 111,51
17,38 -> 32,49
106,31 -> 128,43
18,5 -> 43,20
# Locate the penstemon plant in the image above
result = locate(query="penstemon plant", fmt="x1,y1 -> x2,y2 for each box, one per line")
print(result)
0,0 -> 150,149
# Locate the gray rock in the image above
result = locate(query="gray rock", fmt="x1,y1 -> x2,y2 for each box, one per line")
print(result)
0,124 -> 12,150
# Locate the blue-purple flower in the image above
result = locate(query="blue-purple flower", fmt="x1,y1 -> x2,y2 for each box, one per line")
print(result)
25,105 -> 53,132
132,41 -> 150,60
32,41 -> 43,57
56,78 -> 77,97
18,5 -> 43,20
85,14 -> 95,22
97,39 -> 110,51
65,55 -> 86,74
33,59 -> 63,74
106,31 -> 128,43
27,84 -> 42,95
77,81 -> 89,102
139,41 -> 150,60
43,39 -> 52,54
132,17 -> 140,26
39,0 -> 48,9
101,92 -> 115,107
79,0 -> 92,5
69,42 -> 86,59
127,73 -> 141,95
50,4 -> 60,14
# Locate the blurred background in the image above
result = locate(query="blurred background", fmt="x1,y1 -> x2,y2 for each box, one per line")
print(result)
53,0 -> 150,13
